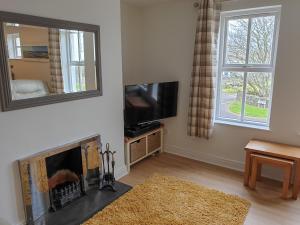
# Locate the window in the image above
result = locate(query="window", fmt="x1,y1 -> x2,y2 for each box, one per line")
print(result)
7,33 -> 22,59
215,6 -> 281,129
60,30 -> 86,93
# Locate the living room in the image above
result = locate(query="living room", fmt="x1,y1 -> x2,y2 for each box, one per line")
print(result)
0,0 -> 300,225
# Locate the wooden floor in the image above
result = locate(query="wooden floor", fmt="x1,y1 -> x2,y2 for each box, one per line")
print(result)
120,153 -> 300,225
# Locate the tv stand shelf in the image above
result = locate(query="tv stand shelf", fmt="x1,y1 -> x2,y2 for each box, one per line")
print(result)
124,125 -> 164,172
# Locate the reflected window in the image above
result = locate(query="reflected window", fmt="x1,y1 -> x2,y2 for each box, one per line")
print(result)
152,84 -> 158,101
7,33 -> 22,59
60,30 -> 86,93
6,23 -> 20,27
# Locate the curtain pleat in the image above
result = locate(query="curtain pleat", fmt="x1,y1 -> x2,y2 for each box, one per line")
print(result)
188,0 -> 220,139
49,28 -> 64,94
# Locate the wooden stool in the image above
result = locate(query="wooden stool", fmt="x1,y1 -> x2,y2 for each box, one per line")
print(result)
244,140 -> 300,200
249,154 -> 294,199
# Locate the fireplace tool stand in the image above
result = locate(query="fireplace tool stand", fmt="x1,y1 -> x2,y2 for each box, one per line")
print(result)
99,143 -> 117,192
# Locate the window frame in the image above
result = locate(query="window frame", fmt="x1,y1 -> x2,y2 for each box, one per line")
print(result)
215,6 -> 281,129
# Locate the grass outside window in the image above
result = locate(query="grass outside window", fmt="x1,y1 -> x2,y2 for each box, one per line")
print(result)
229,101 -> 268,118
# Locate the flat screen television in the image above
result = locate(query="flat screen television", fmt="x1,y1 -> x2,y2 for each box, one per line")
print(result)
124,81 -> 179,127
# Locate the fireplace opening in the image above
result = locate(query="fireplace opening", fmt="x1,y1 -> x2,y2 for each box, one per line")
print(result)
46,146 -> 84,211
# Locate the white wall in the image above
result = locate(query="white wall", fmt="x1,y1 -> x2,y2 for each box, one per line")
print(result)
0,1 -> 126,225
121,2 -> 144,85
122,0 -> 300,179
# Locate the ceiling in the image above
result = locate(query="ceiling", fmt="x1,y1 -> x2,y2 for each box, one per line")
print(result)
122,0 -> 180,7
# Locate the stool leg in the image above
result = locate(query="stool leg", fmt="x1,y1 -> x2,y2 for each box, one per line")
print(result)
292,160 -> 300,200
257,164 -> 262,181
282,165 -> 292,199
249,158 -> 258,190
244,151 -> 251,186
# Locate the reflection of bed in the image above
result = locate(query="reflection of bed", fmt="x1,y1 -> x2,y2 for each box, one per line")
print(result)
10,80 -> 49,100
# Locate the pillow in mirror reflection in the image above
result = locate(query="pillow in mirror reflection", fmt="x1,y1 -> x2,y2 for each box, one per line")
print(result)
0,218 -> 11,225
10,80 -> 49,100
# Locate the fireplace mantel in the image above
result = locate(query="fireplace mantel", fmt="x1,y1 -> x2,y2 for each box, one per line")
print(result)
18,135 -> 102,225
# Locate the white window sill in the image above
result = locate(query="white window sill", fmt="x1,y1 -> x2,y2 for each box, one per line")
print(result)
214,119 -> 271,131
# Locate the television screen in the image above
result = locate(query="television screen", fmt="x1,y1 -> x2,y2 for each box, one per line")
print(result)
124,81 -> 178,127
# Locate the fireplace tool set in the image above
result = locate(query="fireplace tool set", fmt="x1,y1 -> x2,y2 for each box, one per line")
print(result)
84,141 -> 117,191
99,143 -> 117,191
85,143 -> 116,191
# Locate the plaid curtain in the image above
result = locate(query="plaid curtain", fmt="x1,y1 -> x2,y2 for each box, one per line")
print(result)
48,28 -> 64,94
188,0 -> 220,139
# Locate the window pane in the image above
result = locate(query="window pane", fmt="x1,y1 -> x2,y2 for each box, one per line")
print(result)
6,23 -> 19,27
249,16 -> 275,65
225,18 -> 249,64
70,65 -> 86,92
15,37 -> 21,46
244,72 -> 272,123
70,66 -> 78,92
219,72 -> 244,120
80,66 -> 86,91
70,32 -> 79,62
16,47 -> 22,57
7,34 -> 15,58
79,32 -> 85,62
6,33 -> 21,59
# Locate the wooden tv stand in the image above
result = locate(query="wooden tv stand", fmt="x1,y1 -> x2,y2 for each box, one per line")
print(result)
124,125 -> 164,172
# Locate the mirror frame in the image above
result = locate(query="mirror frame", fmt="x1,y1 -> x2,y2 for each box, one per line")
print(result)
0,11 -> 102,111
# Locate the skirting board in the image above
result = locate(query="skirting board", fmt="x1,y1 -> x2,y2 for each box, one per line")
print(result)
115,164 -> 129,180
165,144 -> 283,182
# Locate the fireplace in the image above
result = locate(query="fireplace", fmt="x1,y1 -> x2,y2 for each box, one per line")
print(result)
18,135 -> 132,225
18,135 -> 103,225
46,147 -> 85,211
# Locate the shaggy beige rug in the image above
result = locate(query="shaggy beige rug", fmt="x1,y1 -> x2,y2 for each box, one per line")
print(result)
83,174 -> 250,225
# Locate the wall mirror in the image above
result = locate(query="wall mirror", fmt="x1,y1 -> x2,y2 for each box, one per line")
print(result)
0,11 -> 102,111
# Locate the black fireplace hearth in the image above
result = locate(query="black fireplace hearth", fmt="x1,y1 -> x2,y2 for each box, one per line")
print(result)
32,182 -> 131,225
